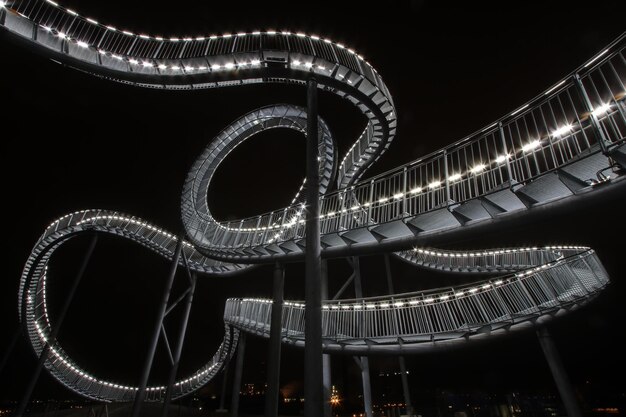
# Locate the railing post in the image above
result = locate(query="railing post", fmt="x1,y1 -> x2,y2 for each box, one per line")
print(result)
279,208 -> 289,230
498,122 -> 514,183
251,216 -> 263,247
220,222 -> 231,248
402,167 -> 408,216
261,212 -> 273,245
338,189 -> 348,230
232,220 -> 245,247
366,180 -> 375,226
573,73 -> 610,153
443,150 -> 450,205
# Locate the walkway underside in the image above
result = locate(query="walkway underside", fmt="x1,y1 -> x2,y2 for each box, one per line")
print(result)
4,0 -> 625,404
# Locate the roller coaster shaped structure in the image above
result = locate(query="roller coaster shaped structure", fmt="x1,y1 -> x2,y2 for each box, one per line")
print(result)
2,0 -> 626,403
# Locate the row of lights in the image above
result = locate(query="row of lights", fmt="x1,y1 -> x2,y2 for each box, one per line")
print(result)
232,248 -> 589,312
515,260 -> 562,278
233,279 -> 507,312
413,246 -> 588,258
33,321 -> 139,391
35,0 -> 371,65
33,313 -> 218,394
33,8 -> 382,245
74,213 -> 197,248
25,0 -> 387,213
28,4 -> 616,256
39,24 -> 265,71
210,102 -> 614,239
42,22 -> 347,75
20,3 -> 389,246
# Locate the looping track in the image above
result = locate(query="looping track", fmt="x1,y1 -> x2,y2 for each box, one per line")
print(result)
3,1 -> 626,402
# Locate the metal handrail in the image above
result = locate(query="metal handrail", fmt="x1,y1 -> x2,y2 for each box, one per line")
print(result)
225,249 -> 607,343
191,37 -> 625,250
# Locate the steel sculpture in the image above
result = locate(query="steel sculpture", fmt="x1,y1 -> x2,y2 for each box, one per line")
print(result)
2,2 -> 625,415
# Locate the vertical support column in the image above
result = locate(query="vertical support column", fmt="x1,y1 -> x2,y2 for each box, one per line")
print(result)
573,73 -> 610,153
398,355 -> 413,416
352,257 -> 373,417
161,272 -> 198,417
359,357 -> 373,417
16,234 -> 98,417
131,236 -> 184,417
536,326 -> 582,417
230,333 -> 247,417
320,260 -> 332,417
384,255 -> 414,417
216,365 -> 230,412
0,327 -> 21,377
304,77 -> 324,417
265,263 -> 285,417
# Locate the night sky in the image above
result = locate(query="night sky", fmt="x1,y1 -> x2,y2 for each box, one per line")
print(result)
1,0 -> 625,411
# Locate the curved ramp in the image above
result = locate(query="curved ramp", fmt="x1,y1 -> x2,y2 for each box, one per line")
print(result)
226,247 -> 608,354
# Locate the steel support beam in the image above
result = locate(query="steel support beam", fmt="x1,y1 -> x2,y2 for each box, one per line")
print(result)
16,233 -> 98,417
161,272 -> 198,417
0,327 -> 21,377
216,364 -> 230,412
352,257 -> 373,417
536,326 -> 582,417
384,255 -> 414,417
321,260 -> 332,417
331,272 -> 355,301
265,263 -> 285,417
230,333 -> 247,417
359,357 -> 373,417
304,77 -> 323,417
131,236 -> 184,417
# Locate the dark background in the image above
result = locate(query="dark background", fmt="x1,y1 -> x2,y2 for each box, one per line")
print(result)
1,0 -> 625,412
